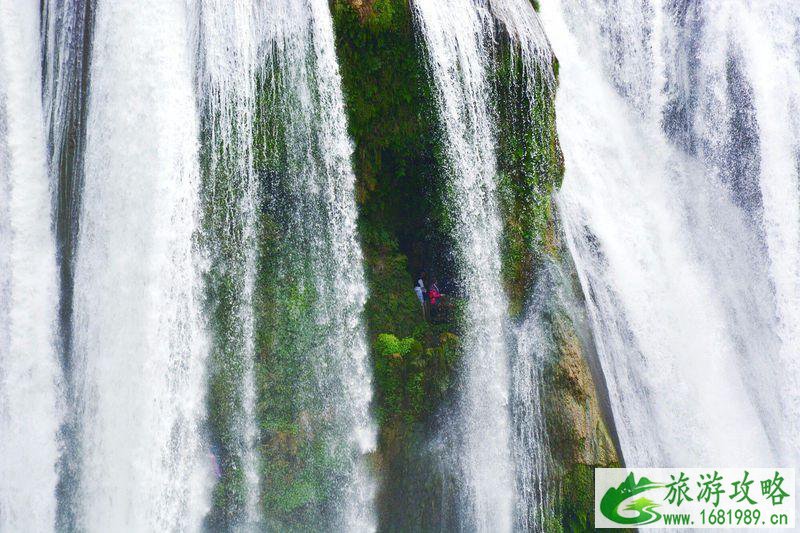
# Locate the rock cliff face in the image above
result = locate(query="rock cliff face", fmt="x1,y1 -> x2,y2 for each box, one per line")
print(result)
325,0 -> 620,529
537,258 -> 622,530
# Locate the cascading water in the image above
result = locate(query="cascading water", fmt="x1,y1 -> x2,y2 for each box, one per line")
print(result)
256,0 -> 376,528
540,0 -> 800,468
488,3 -> 561,531
72,1 -> 210,529
489,0 -> 554,89
413,1 -> 564,530
40,1 -> 94,527
0,2 -> 62,530
412,0 -> 514,529
197,0 -> 261,525
14,0 -> 794,529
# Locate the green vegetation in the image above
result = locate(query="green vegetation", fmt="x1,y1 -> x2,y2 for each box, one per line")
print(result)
202,1 -> 619,530
253,231 -> 332,528
331,2 -> 618,531
199,122 -> 259,530
373,331 -> 460,424
332,3 -> 470,530
560,463 -> 596,531
332,0 -> 454,278
332,0 -> 463,436
493,36 -> 565,317
251,66 -> 350,528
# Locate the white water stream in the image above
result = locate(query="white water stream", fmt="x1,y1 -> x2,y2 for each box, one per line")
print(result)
0,2 -> 62,530
413,1 -> 563,530
260,0 -> 376,528
541,0 -> 800,468
198,0 -> 262,525
73,1 -> 210,529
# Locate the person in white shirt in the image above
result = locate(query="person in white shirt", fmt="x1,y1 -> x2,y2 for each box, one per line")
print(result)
415,274 -> 428,319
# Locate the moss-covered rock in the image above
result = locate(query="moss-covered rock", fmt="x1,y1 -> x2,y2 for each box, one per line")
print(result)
545,311 -> 617,467
331,2 -> 620,531
333,0 -> 455,278
332,0 -> 462,418
360,224 -> 425,340
545,309 -> 620,530
493,33 -> 565,318
490,21 -> 620,531
332,3 -> 469,531
373,331 -> 459,424
252,219 -> 340,530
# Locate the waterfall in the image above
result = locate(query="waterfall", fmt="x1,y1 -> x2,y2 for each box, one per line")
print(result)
73,1 -> 210,529
0,2 -> 62,530
14,0 -> 800,529
257,0 -> 376,528
41,1 -> 94,527
488,3 -> 561,531
413,1 -> 562,529
489,0 -> 554,90
511,288 -> 554,533
412,0 -> 514,529
197,0 -> 261,525
541,0 -> 800,467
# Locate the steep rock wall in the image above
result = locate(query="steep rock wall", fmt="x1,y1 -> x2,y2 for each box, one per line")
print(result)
330,1 -> 619,529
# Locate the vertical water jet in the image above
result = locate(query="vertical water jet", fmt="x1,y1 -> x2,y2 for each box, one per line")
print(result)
254,0 -> 376,529
411,1 -> 514,529
73,1 -> 210,529
197,0 -> 262,526
0,2 -> 62,530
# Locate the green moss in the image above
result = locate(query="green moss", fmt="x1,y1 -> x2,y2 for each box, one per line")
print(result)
558,464 -> 630,533
561,464 -> 594,531
251,214 -> 349,529
246,3 -> 460,527
360,223 -> 426,339
373,332 -> 459,425
493,40 -> 565,317
348,0 -> 404,31
332,0 -> 432,184
333,0 -> 454,274
332,0 -> 463,427
200,122 -> 260,528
